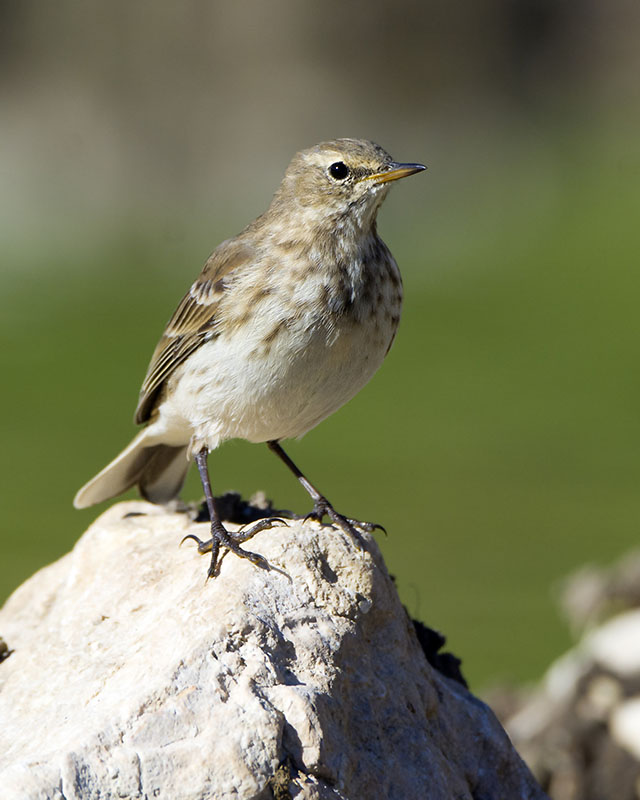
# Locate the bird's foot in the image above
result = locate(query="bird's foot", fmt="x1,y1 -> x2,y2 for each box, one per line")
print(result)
181,517 -> 287,579
304,498 -> 386,544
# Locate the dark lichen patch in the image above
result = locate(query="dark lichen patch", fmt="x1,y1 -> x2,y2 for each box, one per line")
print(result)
0,637 -> 13,664
268,758 -> 293,800
192,491 -> 294,526
411,617 -> 468,688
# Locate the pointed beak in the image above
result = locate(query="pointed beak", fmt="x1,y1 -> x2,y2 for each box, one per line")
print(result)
363,161 -> 427,185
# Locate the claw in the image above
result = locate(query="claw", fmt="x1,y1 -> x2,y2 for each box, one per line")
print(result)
180,533 -> 212,554
348,519 -> 387,536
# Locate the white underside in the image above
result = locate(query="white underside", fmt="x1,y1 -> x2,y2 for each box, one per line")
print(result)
144,310 -> 394,455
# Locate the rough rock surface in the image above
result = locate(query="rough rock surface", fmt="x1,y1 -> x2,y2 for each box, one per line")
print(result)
0,501 -> 546,800
500,551 -> 640,800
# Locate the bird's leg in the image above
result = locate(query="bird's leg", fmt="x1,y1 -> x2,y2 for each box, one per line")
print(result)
266,440 -> 385,540
181,448 -> 281,578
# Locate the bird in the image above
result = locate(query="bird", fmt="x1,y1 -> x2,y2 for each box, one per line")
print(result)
74,138 -> 425,577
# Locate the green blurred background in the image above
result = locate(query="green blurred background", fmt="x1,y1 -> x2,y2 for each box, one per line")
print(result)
2,1 -> 640,689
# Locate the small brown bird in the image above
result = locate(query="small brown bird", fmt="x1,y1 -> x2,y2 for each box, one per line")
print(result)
74,139 -> 425,577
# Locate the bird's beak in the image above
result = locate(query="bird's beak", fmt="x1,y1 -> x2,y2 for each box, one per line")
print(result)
363,162 -> 426,185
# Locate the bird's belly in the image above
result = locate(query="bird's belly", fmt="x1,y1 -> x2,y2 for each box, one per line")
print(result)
162,310 -> 398,448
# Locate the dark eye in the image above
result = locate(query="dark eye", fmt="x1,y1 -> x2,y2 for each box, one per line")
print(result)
329,161 -> 350,180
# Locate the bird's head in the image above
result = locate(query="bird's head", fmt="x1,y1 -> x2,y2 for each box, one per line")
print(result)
270,138 -> 425,237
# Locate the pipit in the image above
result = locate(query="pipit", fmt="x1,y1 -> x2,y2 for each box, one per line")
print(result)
74,138 -> 425,577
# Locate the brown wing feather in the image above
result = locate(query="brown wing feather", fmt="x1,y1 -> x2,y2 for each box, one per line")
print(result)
134,238 -> 254,424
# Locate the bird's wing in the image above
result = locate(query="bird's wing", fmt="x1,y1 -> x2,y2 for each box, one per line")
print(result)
134,239 -> 254,424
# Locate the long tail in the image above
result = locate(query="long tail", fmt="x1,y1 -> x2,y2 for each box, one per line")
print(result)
73,429 -> 190,508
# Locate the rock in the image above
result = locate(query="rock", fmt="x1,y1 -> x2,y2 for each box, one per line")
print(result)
502,553 -> 640,800
0,501 -> 546,800
559,550 -> 640,636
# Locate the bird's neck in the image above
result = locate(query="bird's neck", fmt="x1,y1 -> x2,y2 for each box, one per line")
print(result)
245,207 -> 392,320
259,185 -> 386,254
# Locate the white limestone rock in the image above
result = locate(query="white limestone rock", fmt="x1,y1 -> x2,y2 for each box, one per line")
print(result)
505,600 -> 640,797
0,501 -> 545,800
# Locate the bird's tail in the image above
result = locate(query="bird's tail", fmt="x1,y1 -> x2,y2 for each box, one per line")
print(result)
73,429 -> 190,509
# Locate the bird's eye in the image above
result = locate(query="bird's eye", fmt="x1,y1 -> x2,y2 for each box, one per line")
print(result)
329,161 -> 350,181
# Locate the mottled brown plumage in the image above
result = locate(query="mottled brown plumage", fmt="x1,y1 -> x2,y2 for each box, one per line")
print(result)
75,138 -> 425,578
